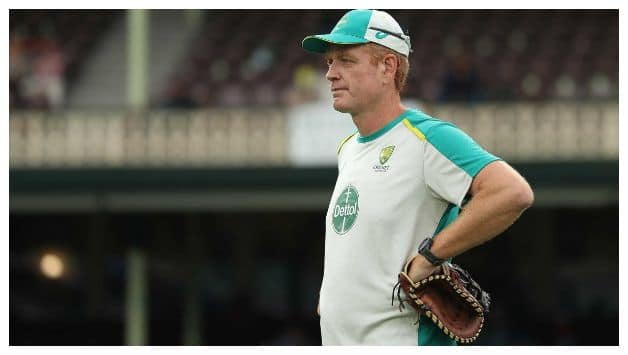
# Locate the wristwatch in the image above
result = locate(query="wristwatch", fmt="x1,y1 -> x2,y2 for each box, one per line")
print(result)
417,237 -> 447,266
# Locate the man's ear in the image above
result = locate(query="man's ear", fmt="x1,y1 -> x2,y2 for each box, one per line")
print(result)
382,54 -> 398,83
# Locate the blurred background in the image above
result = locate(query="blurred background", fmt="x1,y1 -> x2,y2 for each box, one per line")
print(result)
9,9 -> 618,345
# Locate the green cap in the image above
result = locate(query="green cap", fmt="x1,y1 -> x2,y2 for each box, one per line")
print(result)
302,9 -> 411,57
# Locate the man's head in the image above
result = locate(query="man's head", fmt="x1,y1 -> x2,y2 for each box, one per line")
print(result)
302,9 -> 411,114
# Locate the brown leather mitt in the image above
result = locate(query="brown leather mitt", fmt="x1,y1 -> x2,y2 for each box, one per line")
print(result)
392,260 -> 491,344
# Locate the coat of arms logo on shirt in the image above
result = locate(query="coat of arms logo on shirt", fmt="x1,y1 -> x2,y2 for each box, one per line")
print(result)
374,145 -> 395,172
332,185 -> 359,235
379,145 -> 395,164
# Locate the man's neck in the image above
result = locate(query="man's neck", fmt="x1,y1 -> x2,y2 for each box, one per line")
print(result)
351,96 -> 406,138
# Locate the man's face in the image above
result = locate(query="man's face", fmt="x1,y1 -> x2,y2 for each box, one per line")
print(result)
324,44 -> 385,114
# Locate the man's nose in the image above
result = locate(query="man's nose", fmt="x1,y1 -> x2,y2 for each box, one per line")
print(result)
325,63 -> 340,82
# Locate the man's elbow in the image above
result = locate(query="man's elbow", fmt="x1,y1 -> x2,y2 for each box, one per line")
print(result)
511,180 -> 534,211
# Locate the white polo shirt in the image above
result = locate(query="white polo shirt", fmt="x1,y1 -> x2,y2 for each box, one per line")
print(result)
319,108 -> 500,345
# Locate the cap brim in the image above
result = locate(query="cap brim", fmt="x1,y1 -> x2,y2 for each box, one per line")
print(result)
302,34 -> 370,54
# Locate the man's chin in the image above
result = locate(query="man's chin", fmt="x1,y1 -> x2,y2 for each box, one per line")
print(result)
332,101 -> 351,114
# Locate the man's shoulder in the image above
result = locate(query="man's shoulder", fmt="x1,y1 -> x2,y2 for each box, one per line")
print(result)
402,108 -> 458,141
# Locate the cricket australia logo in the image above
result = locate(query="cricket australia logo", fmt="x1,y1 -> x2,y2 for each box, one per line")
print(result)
332,185 -> 359,235
373,145 -> 395,172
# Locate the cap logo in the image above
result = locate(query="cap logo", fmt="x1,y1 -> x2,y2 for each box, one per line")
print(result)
369,26 -> 406,41
375,31 -> 389,39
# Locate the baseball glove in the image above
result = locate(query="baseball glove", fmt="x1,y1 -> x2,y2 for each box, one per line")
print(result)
392,259 -> 491,344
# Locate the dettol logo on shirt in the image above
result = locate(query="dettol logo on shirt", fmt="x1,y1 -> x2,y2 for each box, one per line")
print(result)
332,185 -> 359,235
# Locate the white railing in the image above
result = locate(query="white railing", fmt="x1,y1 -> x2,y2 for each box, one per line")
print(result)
9,109 -> 288,168
9,101 -> 618,168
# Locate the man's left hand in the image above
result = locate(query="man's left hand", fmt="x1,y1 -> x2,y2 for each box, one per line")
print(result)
407,253 -> 440,282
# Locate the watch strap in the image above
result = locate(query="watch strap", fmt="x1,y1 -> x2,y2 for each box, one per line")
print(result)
418,237 -> 446,266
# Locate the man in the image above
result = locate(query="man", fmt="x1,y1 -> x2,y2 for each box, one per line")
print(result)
301,9 -> 534,345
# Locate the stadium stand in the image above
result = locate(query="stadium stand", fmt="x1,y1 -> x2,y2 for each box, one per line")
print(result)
9,10 -> 618,110
157,10 -> 618,107
9,10 -> 120,109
